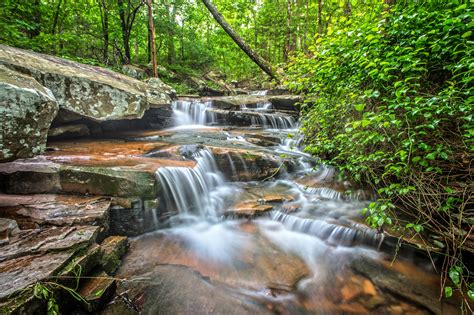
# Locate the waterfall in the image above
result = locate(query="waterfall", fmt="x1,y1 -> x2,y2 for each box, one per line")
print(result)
270,211 -> 383,249
172,99 -> 215,126
249,113 -> 296,129
250,90 -> 268,96
156,149 -> 236,219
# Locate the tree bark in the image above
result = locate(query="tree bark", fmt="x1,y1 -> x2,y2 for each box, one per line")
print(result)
146,0 -> 157,77
201,0 -> 276,79
284,0 -> 292,61
51,0 -> 62,34
30,0 -> 42,38
317,0 -> 323,36
344,0 -> 352,16
97,0 -> 109,63
117,0 -> 143,64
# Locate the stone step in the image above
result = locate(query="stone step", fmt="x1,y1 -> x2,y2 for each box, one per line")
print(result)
0,194 -> 110,230
0,140 -> 196,198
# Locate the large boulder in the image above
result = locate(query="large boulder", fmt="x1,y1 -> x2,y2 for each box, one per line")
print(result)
0,65 -> 59,162
0,44 -> 171,122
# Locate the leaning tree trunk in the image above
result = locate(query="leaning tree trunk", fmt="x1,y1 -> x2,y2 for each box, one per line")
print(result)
201,0 -> 277,79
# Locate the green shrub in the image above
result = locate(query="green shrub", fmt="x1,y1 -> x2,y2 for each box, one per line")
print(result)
286,1 -> 473,307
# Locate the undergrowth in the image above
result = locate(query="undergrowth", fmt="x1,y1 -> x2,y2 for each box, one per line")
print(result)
286,1 -> 473,310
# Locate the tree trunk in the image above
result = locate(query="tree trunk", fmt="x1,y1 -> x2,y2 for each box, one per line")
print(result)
180,18 -> 185,61
146,0 -> 157,77
344,0 -> 352,16
302,0 -> 309,51
284,0 -> 292,61
201,0 -> 276,79
317,0 -> 323,36
30,0 -> 41,38
117,0 -> 130,63
51,0 -> 63,34
117,0 -> 142,64
98,0 -> 109,63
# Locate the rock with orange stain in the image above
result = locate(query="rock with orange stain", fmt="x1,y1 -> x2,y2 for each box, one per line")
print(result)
0,140 -> 197,198
0,194 -> 110,229
225,201 -> 273,218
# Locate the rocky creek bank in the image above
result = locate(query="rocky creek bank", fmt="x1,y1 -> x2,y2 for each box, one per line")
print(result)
0,45 -> 306,313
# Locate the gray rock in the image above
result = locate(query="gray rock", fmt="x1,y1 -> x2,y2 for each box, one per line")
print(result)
0,44 -> 171,122
0,218 -> 19,245
145,77 -> 176,105
0,65 -> 58,162
122,64 -> 147,80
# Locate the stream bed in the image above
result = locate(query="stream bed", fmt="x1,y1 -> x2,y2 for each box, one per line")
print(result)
100,97 -> 458,314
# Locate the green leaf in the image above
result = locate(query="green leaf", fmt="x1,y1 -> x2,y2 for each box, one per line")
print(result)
94,289 -> 104,297
444,286 -> 453,298
354,104 -> 365,112
461,31 -> 472,39
449,268 -> 461,286
468,290 -> 474,301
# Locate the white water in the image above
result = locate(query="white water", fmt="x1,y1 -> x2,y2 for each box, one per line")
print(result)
156,149 -> 238,219
172,99 -> 215,126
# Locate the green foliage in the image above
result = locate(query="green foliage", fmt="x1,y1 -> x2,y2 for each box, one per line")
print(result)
286,0 -> 473,307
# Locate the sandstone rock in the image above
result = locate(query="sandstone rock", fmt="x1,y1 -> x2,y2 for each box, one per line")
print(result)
0,218 -> 19,245
268,95 -> 301,111
0,65 -> 58,162
0,251 -> 75,300
100,236 -> 129,274
0,159 -> 159,198
48,124 -> 90,139
225,201 -> 273,218
0,225 -> 99,263
0,194 -> 110,229
78,271 -> 116,312
0,44 -> 171,122
350,256 -> 459,314
0,140 -> 195,198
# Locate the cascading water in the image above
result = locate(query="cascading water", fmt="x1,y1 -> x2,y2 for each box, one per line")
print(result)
110,95 -> 448,315
269,211 -> 384,249
249,113 -> 296,129
172,99 -> 215,126
156,148 -> 236,219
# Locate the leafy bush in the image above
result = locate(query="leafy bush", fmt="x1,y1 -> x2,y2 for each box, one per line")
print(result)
286,1 -> 473,307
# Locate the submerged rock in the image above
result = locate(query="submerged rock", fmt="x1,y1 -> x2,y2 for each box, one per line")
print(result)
0,65 -> 58,162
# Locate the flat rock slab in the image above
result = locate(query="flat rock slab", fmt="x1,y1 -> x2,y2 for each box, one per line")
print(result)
0,225 -> 99,263
0,194 -> 110,229
0,251 -> 75,300
0,140 -> 196,198
225,202 -> 273,218
78,271 -> 116,312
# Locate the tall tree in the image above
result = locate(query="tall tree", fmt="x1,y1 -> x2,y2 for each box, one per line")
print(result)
117,0 -> 143,64
51,0 -> 63,34
146,0 -> 157,77
201,0 -> 276,79
97,0 -> 110,63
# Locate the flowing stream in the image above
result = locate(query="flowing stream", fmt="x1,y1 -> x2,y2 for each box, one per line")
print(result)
105,96 -> 458,315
